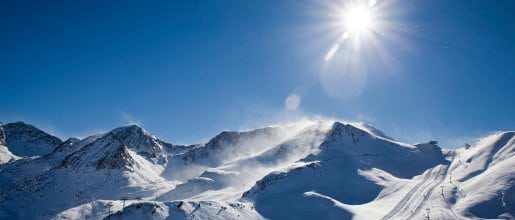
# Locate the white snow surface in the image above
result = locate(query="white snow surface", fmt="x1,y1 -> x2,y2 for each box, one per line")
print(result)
0,144 -> 19,164
0,120 -> 513,219
1,122 -> 62,158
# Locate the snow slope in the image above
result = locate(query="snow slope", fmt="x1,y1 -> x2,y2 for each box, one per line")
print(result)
0,125 -> 177,219
0,144 -> 19,165
1,122 -> 62,157
448,131 -> 515,219
242,122 -> 446,219
0,121 -> 64,165
0,127 -> 19,164
0,120 -> 513,219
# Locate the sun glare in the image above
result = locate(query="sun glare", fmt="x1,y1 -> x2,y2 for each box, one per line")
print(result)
320,0 -> 401,99
324,0 -> 384,62
345,7 -> 374,34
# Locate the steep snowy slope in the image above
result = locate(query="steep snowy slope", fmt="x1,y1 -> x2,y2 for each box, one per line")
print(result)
0,145 -> 18,164
447,131 -> 515,219
242,122 -> 446,219
0,125 -> 179,219
0,127 -> 19,164
1,122 -> 62,157
158,121 -> 332,202
0,120 -> 513,220
162,125 -> 300,181
0,135 -> 100,189
107,121 -> 451,220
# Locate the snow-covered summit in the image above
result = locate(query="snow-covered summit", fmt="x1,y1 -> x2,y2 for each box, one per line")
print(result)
350,122 -> 394,140
0,120 -> 513,219
110,125 -> 162,155
1,121 -> 62,157
180,127 -> 283,166
58,124 -> 170,171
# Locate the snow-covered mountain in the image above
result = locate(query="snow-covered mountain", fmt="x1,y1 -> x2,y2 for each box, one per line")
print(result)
0,120 -> 513,219
0,126 -> 19,164
0,122 -> 62,164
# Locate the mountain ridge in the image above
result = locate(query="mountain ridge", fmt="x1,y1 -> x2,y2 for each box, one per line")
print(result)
0,121 -> 62,158
0,120 -> 513,219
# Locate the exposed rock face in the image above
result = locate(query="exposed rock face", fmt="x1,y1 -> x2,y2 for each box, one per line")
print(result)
2,122 -> 62,157
59,125 -> 167,171
0,125 -> 6,146
0,120 -> 513,220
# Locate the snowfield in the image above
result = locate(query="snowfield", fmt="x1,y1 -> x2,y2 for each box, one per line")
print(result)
0,120 -> 513,219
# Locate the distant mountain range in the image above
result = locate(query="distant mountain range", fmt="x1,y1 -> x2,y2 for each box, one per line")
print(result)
0,120 -> 513,219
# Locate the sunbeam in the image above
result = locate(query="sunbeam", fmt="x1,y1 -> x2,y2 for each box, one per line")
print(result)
324,0 -> 381,62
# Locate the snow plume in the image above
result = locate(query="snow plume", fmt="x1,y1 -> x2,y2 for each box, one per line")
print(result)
225,117 -> 333,164
1,119 -> 513,219
159,119 -> 334,201
121,112 -> 143,126
164,119 -> 324,181
224,121 -> 332,186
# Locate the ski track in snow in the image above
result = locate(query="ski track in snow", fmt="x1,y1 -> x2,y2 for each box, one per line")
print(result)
1,121 -> 513,219
380,167 -> 434,220
381,156 -> 454,220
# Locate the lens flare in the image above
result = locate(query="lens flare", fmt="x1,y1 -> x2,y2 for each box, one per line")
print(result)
285,94 -> 301,111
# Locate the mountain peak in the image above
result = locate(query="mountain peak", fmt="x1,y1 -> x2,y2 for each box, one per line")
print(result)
3,121 -> 39,133
111,124 -> 147,137
175,126 -> 284,168
1,121 -> 62,157
59,133 -> 136,170
58,124 -> 166,171
351,122 -> 393,140
206,127 -> 278,147
107,125 -> 164,155
0,120 -> 512,219
327,122 -> 370,144
4,121 -> 27,126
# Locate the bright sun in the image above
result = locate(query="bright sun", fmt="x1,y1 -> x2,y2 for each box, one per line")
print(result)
324,0 -> 384,62
345,7 -> 373,34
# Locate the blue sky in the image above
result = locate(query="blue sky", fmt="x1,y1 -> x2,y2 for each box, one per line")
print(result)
1,0 -> 514,147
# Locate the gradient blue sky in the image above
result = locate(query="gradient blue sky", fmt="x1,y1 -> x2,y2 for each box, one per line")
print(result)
1,0 -> 514,147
